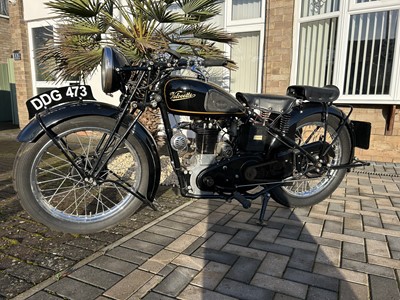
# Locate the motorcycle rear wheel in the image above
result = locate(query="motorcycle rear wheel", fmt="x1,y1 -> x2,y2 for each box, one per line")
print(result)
13,116 -> 149,233
271,114 -> 351,207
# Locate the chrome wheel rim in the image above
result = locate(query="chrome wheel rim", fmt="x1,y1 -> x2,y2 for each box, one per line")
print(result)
30,127 -> 141,223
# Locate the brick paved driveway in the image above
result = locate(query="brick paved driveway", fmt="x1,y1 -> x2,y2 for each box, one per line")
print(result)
14,164 -> 400,300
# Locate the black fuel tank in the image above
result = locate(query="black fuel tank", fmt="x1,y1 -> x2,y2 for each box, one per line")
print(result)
163,77 -> 246,116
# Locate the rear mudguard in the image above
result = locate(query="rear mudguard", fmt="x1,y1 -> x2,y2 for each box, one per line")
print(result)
17,101 -> 161,202
288,102 -> 356,162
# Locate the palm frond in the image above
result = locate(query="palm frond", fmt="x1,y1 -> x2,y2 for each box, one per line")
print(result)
47,0 -> 103,18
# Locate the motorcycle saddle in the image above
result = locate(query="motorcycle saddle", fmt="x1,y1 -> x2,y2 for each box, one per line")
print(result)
236,93 -> 295,113
286,85 -> 340,102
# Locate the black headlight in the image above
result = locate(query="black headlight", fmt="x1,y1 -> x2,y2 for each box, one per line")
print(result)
101,47 -> 129,93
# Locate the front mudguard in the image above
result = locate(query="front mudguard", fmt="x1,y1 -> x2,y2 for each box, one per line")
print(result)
17,101 -> 161,202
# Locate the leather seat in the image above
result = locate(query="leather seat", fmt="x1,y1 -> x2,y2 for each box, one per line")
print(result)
286,85 -> 340,102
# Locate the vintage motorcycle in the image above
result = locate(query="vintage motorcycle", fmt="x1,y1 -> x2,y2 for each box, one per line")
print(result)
13,47 -> 371,233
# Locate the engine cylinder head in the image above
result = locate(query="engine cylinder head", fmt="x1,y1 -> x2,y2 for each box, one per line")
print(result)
171,133 -> 188,151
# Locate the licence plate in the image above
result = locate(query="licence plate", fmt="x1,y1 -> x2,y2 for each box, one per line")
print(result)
26,85 -> 96,119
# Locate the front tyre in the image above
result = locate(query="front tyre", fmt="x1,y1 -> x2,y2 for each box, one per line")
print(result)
13,116 -> 149,233
271,114 -> 351,207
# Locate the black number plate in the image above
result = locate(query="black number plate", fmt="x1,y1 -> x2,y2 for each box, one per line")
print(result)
26,85 -> 96,119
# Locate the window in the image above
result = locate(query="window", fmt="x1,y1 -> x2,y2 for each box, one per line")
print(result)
293,0 -> 400,104
0,0 -> 8,17
28,21 -> 78,94
225,0 -> 266,94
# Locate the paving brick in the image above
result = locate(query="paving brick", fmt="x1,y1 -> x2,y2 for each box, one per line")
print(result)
166,234 -> 199,253
225,220 -> 262,232
27,291 -> 62,300
366,239 -> 390,258
210,224 -> 238,235
250,239 -> 293,256
387,235 -> 400,253
89,255 -> 137,276
135,231 -> 175,247
140,250 -> 179,274
222,243 -> 267,260
367,254 -> 400,269
316,245 -> 341,267
106,247 -> 151,265
274,293 -> 302,300
254,227 -> 280,243
158,219 -> 193,231
230,229 -> 258,246
322,232 -> 364,245
146,225 -> 183,239
181,237 -> 207,255
158,264 -> 176,277
258,252 -> 289,277
175,210 -> 208,220
301,223 -> 322,236
342,242 -> 366,262
104,269 -> 153,299
341,258 -> 395,278
278,224 -> 302,239
225,256 -> 261,284
192,247 -> 238,265
362,215 -> 383,228
182,206 -> 213,215
191,261 -> 231,290
128,275 -> 163,299
203,211 -> 227,224
122,239 -> 164,255
339,281 -> 369,300
343,228 -> 386,241
69,265 -> 122,290
288,248 -> 316,272
313,263 -> 367,285
172,254 -> 208,271
216,214 -> 235,225
323,220 -> 343,234
216,278 -> 274,300
142,292 -> 174,299
202,232 -> 232,250
299,234 -> 342,248
230,211 -> 255,223
309,212 -> 343,222
275,237 -> 318,252
370,275 -> 400,300
186,222 -> 214,237
47,277 -> 103,300
178,284 -> 236,300
153,266 -> 198,297
307,286 -> 337,300
166,214 -> 200,226
251,273 -> 308,299
283,268 -> 339,291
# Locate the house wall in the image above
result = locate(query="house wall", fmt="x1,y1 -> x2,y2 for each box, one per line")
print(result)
0,18 -> 11,64
9,0 -> 33,127
263,0 -> 399,163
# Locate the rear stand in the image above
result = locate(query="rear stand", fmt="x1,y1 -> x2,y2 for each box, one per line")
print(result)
257,192 -> 271,226
232,190 -> 271,226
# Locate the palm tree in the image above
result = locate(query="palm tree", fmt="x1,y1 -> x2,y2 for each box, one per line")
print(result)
38,0 -> 236,142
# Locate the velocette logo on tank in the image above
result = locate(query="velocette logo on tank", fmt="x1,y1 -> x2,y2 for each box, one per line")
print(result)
170,91 -> 196,101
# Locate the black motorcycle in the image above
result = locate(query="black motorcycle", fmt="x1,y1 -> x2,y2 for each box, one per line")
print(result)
13,47 -> 371,233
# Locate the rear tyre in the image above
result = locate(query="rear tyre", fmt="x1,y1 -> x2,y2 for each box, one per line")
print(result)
271,114 -> 351,207
13,116 -> 149,233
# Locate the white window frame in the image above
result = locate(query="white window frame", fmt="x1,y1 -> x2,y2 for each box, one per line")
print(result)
292,0 -> 400,104
28,19 -> 79,95
0,0 -> 8,18
224,0 -> 266,94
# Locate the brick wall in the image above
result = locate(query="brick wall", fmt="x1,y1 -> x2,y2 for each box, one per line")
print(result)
9,0 -> 33,127
263,0 -> 294,95
341,105 -> 400,163
0,18 -> 11,64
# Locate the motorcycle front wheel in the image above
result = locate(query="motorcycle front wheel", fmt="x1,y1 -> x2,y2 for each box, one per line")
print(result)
13,116 -> 149,233
271,114 -> 351,207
